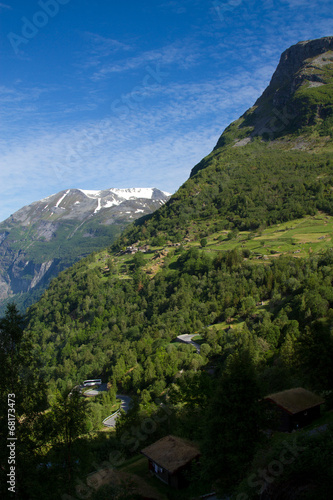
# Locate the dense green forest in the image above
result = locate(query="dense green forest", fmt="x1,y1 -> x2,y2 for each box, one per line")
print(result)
24,243 -> 333,396
3,147 -> 333,499
3,227 -> 333,498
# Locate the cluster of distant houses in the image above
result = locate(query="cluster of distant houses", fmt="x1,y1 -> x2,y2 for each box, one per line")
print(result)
123,245 -> 150,255
123,242 -> 182,255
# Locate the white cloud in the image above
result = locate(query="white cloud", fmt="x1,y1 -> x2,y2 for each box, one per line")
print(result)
0,122 -> 219,222
90,41 -> 200,81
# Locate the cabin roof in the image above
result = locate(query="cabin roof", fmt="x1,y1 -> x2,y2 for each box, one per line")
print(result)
264,387 -> 325,415
141,435 -> 200,474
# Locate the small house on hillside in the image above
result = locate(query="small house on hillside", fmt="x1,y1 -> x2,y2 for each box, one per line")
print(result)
126,246 -> 138,254
263,387 -> 325,432
141,435 -> 200,489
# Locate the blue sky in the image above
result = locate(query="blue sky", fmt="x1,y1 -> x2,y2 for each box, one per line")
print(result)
0,0 -> 332,222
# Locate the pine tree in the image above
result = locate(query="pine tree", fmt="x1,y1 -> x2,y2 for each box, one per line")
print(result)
0,303 -> 48,499
202,349 -> 261,493
48,388 -> 88,487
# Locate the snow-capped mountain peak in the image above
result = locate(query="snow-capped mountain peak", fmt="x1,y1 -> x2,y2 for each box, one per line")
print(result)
75,188 -> 171,214
79,187 -> 171,201
6,187 -> 171,225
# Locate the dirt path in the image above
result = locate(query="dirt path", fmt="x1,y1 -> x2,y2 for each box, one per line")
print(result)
82,467 -> 166,500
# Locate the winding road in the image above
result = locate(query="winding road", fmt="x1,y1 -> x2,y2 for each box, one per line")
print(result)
103,395 -> 132,427
82,384 -> 131,427
176,333 -> 201,353
83,383 -> 108,396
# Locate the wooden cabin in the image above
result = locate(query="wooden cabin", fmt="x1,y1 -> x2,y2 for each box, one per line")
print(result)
263,387 -> 325,432
141,435 -> 200,489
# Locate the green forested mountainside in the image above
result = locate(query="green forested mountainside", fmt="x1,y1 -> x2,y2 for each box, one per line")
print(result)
3,38 -> 333,499
26,239 -> 333,393
3,218 -> 123,264
0,222 -> 123,313
115,45 -> 333,247
115,146 -> 333,247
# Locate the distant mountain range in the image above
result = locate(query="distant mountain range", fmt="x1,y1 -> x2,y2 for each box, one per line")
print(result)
0,187 -> 170,312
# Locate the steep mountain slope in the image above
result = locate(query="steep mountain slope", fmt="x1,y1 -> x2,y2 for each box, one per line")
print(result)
0,188 -> 170,312
113,37 -> 333,248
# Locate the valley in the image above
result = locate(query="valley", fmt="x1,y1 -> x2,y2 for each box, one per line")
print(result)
0,188 -> 170,314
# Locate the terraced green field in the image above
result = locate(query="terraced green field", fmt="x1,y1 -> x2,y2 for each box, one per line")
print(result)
189,213 -> 333,259
93,213 -> 333,283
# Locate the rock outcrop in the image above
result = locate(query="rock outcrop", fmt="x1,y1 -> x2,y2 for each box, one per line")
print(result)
213,36 -> 333,150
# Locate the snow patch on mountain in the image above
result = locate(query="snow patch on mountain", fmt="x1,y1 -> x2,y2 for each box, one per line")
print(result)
109,188 -> 156,200
79,189 -> 102,199
94,199 -> 102,214
104,200 -> 121,209
55,190 -> 70,208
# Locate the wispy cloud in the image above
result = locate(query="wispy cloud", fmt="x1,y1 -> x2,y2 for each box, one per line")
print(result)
90,41 -> 200,81
0,84 -> 67,133
283,0 -> 330,7
0,121 -> 219,222
0,85 -> 52,104
0,3 -> 11,9
86,32 -> 132,53
76,32 -> 133,71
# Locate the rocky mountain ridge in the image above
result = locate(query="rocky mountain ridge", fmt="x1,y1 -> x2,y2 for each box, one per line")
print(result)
268,36 -> 333,101
8,187 -> 170,226
209,36 -> 333,156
